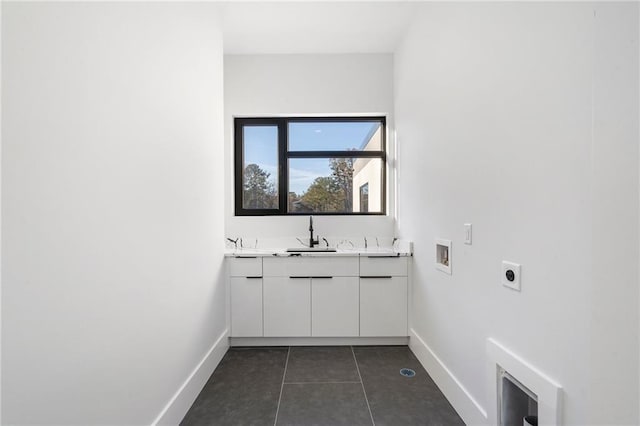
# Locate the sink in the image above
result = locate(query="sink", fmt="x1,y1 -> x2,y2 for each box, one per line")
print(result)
286,247 -> 337,252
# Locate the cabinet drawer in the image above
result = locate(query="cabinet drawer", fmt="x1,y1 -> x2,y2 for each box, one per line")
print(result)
360,256 -> 407,277
263,256 -> 358,277
227,257 -> 263,277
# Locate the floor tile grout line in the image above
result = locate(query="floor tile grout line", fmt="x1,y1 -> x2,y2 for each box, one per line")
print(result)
273,346 -> 291,426
283,381 -> 363,385
351,345 -> 376,426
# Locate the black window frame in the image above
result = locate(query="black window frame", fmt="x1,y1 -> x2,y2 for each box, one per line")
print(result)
234,116 -> 387,216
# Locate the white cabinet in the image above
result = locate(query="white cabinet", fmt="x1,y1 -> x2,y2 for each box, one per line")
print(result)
312,276 -> 359,337
360,256 -> 408,277
230,277 -> 263,337
263,276 -> 311,337
359,256 -> 408,337
263,256 -> 358,277
228,257 -> 262,277
229,257 -> 263,337
360,276 -> 407,336
262,257 -> 358,337
228,254 -> 409,339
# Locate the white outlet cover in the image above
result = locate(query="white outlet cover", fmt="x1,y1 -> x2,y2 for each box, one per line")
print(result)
502,261 -> 521,291
464,223 -> 472,245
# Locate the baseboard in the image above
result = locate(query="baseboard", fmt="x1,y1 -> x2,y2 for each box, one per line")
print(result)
409,328 -> 488,426
152,329 -> 229,425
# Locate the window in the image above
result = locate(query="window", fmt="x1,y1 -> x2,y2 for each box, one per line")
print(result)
359,183 -> 369,213
235,117 -> 386,215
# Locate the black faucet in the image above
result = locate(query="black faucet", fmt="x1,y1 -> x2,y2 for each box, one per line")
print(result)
309,216 -> 319,248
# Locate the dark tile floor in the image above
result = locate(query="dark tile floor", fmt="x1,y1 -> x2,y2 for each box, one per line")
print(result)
180,346 -> 465,426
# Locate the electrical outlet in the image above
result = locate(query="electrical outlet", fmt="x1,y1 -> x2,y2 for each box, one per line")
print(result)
502,261 -> 521,291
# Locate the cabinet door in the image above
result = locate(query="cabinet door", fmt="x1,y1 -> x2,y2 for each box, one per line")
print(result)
312,277 -> 359,337
230,277 -> 263,337
360,277 -> 408,337
263,277 -> 311,337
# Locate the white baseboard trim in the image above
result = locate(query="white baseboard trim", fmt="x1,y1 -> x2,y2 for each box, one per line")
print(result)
230,336 -> 409,347
409,328 -> 488,426
152,329 -> 229,426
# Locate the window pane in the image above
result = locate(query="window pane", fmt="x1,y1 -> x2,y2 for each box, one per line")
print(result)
288,121 -> 382,151
353,158 -> 382,213
242,126 -> 278,209
359,183 -> 369,213
288,158 -> 383,213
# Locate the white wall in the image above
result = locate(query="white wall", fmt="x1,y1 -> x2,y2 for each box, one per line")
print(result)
2,3 -> 226,424
224,54 -> 395,242
395,2 -> 638,425
589,4 -> 639,423
0,2 -> 4,421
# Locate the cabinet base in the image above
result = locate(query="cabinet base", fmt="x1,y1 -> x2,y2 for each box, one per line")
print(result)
229,336 -> 409,347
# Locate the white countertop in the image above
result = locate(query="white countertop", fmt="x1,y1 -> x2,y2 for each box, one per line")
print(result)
224,247 -> 412,257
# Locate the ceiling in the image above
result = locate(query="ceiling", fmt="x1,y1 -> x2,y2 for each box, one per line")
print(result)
221,2 -> 417,54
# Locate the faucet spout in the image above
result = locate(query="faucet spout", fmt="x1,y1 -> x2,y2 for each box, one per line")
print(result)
309,216 -> 319,248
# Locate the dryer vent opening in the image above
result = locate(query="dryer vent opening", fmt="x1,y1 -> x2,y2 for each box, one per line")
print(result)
500,369 -> 538,426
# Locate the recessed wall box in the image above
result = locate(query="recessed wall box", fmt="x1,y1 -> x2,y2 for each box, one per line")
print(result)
435,239 -> 452,274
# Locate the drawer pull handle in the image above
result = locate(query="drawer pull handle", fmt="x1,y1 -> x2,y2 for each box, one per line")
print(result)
288,276 -> 334,279
366,255 -> 400,258
360,276 -> 393,279
245,276 -> 262,279
235,256 -> 258,258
